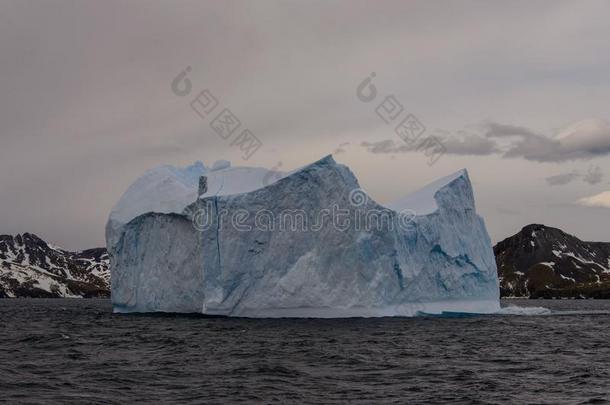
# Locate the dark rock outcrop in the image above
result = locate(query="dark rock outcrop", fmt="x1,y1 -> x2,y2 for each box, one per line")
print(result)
495,224 -> 610,298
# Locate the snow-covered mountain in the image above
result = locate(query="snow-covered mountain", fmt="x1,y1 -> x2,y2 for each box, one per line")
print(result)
495,224 -> 610,298
0,233 -> 109,298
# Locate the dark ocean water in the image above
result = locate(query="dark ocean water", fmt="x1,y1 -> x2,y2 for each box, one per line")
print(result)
1,299 -> 609,404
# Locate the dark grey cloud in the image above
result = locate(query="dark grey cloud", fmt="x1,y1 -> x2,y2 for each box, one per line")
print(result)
583,165 -> 603,185
483,123 -> 539,138
360,132 -> 497,156
333,142 -> 351,155
544,165 -> 604,187
485,119 -> 610,162
546,171 -> 581,186
361,140 -> 411,154
439,131 -> 499,155
483,122 -> 563,161
362,119 -> 610,163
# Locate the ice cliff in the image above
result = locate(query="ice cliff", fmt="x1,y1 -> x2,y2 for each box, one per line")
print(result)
107,156 -> 499,316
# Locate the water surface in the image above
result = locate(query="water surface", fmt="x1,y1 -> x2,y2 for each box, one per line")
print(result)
1,299 -> 608,404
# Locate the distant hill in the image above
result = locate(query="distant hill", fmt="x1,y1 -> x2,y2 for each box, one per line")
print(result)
0,233 -> 109,298
495,224 -> 610,298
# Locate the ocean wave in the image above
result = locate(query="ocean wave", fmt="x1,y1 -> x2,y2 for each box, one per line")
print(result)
496,306 -> 552,316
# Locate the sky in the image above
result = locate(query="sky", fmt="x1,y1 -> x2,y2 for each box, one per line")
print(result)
1,0 -> 609,250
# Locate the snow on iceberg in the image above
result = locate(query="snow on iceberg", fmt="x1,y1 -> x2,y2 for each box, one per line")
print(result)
105,160 -> 285,252
107,155 -> 499,317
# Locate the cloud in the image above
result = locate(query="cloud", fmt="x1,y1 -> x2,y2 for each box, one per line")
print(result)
576,191 -> 610,209
483,122 -> 539,138
361,140 -> 411,154
485,118 -> 610,162
361,118 -> 610,163
583,165 -> 603,185
360,131 -> 496,156
333,142 -> 351,155
546,171 -> 581,186
439,131 -> 499,155
545,165 -> 604,187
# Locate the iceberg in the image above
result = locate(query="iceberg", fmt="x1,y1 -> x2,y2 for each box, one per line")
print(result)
107,156 -> 500,317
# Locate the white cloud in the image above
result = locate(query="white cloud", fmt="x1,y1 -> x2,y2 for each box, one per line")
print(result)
576,191 -> 610,209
